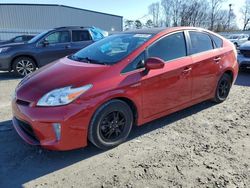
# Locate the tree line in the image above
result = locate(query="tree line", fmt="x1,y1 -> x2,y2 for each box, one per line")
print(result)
124,0 -> 250,32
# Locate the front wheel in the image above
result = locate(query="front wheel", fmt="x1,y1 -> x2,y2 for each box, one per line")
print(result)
13,57 -> 36,77
88,100 -> 133,150
213,74 -> 232,103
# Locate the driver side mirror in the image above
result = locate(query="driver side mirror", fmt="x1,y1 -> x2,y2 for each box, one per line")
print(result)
42,40 -> 49,47
145,57 -> 165,70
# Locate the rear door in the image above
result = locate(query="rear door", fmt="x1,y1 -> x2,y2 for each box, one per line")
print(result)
188,31 -> 221,100
69,30 -> 93,53
141,31 -> 193,118
36,30 -> 72,66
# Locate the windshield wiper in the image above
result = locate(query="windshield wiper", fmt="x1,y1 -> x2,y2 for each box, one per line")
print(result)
72,56 -> 107,65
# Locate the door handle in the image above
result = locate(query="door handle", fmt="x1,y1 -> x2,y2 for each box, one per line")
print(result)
65,45 -> 71,49
182,67 -> 192,74
214,57 -> 221,63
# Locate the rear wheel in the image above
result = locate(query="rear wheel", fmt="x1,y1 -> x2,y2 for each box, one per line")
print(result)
213,74 -> 232,103
13,57 -> 36,77
88,100 -> 133,150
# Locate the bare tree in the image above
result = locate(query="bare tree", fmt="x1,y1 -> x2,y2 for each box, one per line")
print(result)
179,0 -> 210,27
210,0 -> 226,31
241,0 -> 250,30
148,2 -> 160,27
161,0 -> 173,27
171,0 -> 183,26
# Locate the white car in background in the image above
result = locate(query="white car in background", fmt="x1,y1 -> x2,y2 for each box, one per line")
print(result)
228,34 -> 249,47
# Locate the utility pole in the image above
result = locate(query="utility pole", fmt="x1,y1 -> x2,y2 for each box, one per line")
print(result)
228,4 -> 232,30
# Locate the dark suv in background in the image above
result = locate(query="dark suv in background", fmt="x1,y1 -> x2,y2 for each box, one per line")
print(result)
0,26 -> 107,77
0,35 -> 35,46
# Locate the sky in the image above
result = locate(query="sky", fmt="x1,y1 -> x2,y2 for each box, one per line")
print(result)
0,0 -> 246,28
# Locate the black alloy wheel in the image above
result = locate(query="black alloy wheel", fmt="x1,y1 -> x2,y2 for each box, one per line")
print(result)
214,74 -> 232,103
88,100 -> 133,150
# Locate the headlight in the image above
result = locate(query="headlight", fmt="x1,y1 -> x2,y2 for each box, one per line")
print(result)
37,84 -> 93,107
0,47 -> 9,53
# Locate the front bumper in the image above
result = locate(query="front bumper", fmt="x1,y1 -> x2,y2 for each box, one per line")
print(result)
237,54 -> 250,69
0,53 -> 12,71
12,98 -> 93,151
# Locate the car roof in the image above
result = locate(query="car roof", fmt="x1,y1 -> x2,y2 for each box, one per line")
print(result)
121,27 -> 212,35
54,26 -> 92,30
123,28 -> 166,35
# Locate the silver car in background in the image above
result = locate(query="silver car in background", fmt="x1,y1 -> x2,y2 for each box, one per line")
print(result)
228,34 -> 249,47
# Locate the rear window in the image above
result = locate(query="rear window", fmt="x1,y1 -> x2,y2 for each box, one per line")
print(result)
189,31 -> 214,54
72,30 -> 91,42
210,34 -> 223,48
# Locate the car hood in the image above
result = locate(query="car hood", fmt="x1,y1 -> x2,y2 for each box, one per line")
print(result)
16,57 -> 109,102
239,41 -> 250,50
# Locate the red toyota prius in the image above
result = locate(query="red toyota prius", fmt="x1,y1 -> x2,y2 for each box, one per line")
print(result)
12,27 -> 238,151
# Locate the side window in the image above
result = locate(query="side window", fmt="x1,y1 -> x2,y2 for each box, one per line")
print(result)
121,52 -> 145,74
45,31 -> 70,44
72,30 -> 91,42
148,32 -> 187,62
210,34 -> 223,48
189,31 -> 213,54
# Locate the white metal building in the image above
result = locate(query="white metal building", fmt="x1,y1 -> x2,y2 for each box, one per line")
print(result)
0,3 -> 123,40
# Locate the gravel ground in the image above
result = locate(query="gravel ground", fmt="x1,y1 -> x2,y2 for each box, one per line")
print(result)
0,71 -> 249,188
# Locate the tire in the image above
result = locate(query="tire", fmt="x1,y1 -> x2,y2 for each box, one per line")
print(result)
88,99 -> 133,150
13,57 -> 36,77
213,74 -> 232,103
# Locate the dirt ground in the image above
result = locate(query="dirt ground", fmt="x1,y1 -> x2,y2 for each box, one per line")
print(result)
0,71 -> 249,188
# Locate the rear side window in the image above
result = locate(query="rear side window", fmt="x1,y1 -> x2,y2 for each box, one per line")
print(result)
210,34 -> 223,48
148,32 -> 187,62
72,30 -> 91,42
189,31 -> 213,54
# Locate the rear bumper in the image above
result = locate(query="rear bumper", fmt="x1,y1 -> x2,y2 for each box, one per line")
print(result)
12,99 -> 93,151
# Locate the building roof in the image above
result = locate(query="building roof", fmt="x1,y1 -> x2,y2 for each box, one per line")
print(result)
0,3 -> 123,18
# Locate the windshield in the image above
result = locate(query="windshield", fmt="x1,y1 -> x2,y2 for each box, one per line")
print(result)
28,31 -> 49,43
69,33 -> 153,65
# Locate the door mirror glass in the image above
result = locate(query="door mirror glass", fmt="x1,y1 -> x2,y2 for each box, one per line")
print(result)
145,57 -> 164,70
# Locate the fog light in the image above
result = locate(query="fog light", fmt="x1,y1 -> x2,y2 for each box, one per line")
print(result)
53,123 -> 61,141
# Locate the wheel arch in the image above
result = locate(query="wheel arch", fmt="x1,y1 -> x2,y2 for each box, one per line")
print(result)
223,69 -> 234,83
114,97 -> 138,125
90,96 -> 139,128
11,55 -> 38,70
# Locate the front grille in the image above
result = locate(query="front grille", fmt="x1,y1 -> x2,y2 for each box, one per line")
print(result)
240,50 -> 250,58
16,99 -> 30,106
15,118 -> 39,143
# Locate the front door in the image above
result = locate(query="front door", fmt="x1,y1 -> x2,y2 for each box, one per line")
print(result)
36,30 -> 72,66
141,32 -> 193,118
